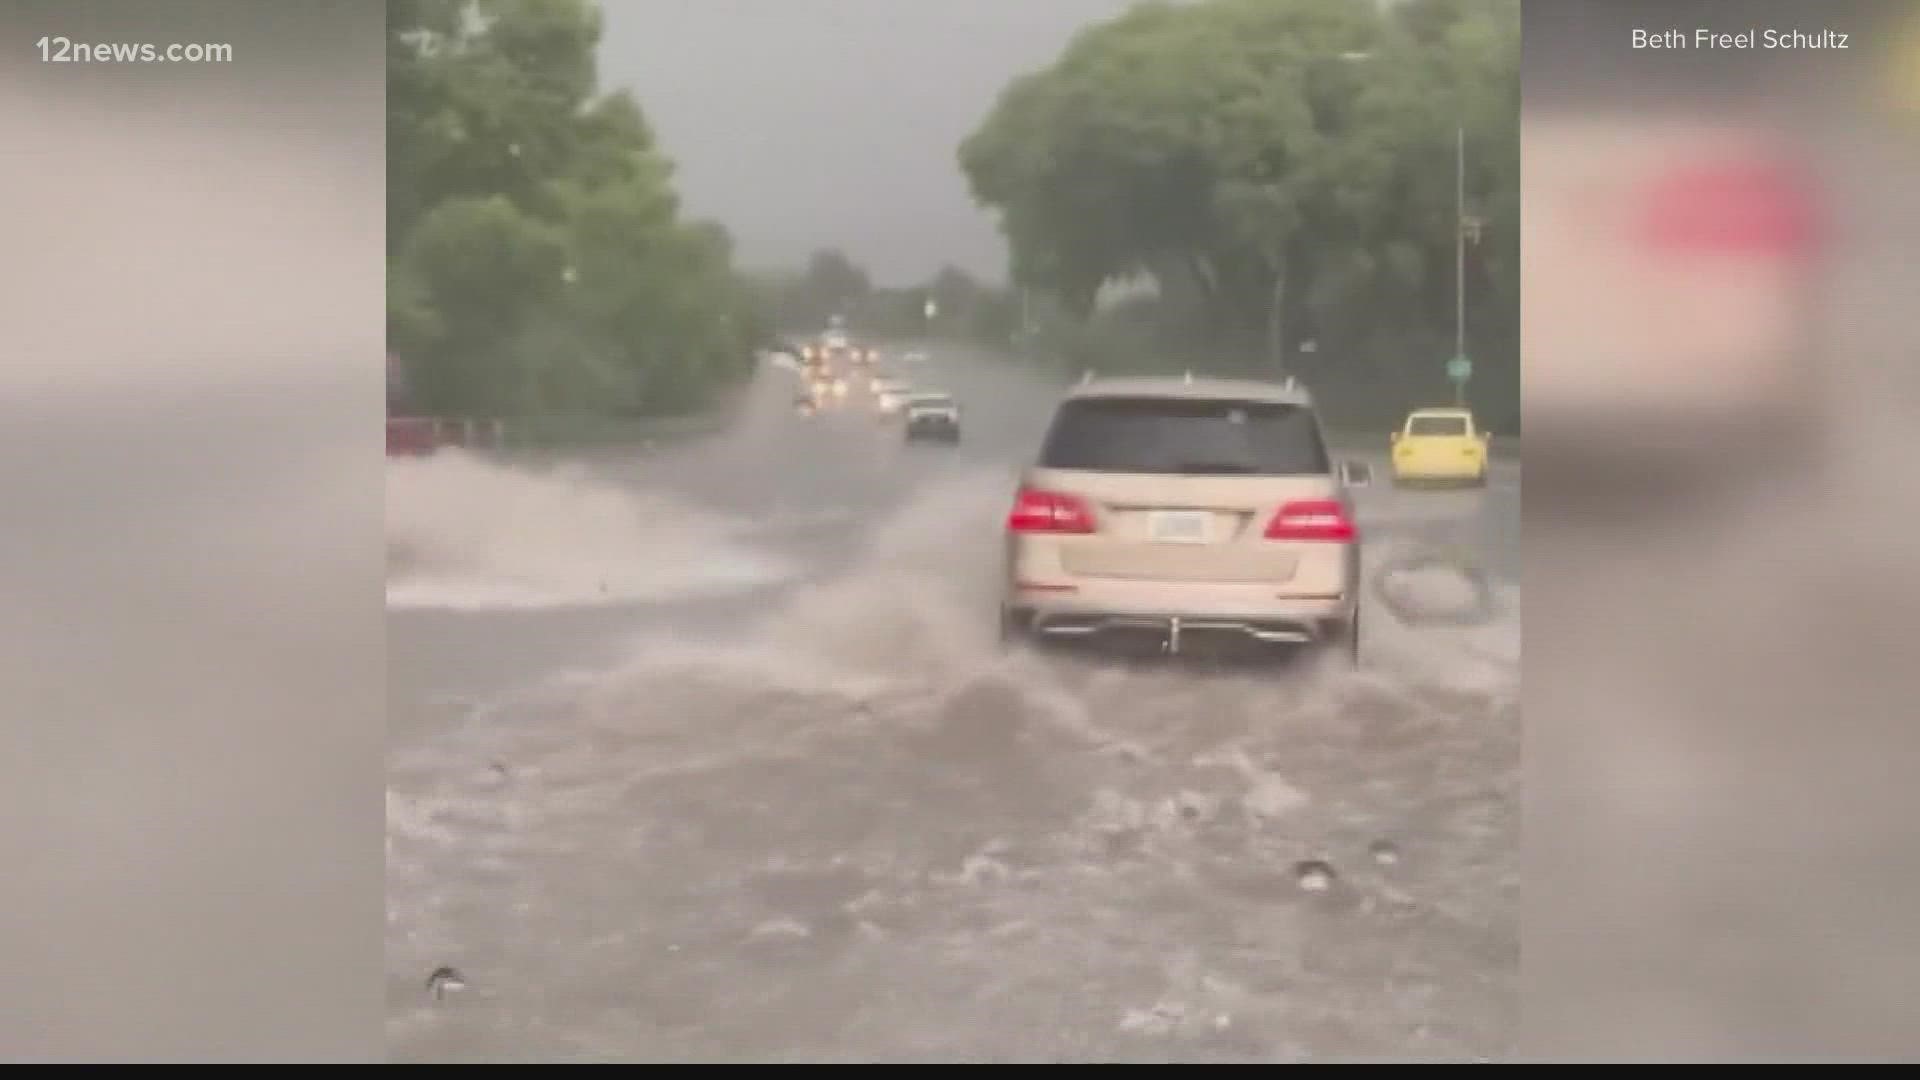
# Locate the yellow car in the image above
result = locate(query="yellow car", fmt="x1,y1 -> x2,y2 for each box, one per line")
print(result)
1390,408 -> 1489,487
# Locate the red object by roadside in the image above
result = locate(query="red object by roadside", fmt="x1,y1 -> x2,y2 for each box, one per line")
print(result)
387,416 -> 436,456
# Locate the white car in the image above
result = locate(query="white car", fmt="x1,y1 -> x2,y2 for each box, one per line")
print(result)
904,392 -> 961,443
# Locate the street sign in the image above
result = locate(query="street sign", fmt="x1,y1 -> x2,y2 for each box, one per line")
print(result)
1446,355 -> 1472,382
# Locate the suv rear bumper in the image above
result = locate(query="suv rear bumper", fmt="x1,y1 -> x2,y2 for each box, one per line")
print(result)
1002,584 -> 1355,652
1002,605 -> 1350,653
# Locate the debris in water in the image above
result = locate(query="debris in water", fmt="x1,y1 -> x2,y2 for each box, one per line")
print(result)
1370,839 -> 1401,866
1171,791 -> 1214,821
425,965 -> 467,1000
1293,859 -> 1337,892
480,761 -> 512,792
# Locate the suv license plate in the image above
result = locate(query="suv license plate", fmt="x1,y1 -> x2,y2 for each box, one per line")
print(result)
1149,510 -> 1210,543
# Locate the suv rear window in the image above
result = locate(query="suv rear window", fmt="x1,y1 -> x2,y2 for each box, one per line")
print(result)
1408,415 -> 1470,436
1039,397 -> 1330,475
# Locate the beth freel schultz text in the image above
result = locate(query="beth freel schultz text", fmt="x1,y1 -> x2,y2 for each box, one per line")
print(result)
1632,28 -> 1850,50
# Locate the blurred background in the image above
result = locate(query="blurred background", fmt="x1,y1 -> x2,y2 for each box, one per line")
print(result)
0,0 -> 385,1063
1524,0 -> 1920,1061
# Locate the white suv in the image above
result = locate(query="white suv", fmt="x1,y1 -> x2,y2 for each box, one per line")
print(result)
1000,375 -> 1369,662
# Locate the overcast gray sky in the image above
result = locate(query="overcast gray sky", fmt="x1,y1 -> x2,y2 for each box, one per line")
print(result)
597,0 -> 1141,287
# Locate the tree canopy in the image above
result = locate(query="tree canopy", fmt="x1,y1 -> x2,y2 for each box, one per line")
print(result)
958,0 -> 1519,429
739,247 -> 881,337
388,0 -> 765,418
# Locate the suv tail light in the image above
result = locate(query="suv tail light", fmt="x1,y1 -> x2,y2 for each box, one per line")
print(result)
1264,499 -> 1356,542
1008,487 -> 1096,534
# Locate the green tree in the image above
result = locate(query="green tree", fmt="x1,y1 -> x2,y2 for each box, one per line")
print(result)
958,0 -> 1519,429
927,265 -> 983,315
803,249 -> 872,316
747,249 -> 879,333
399,195 -> 568,414
388,0 -> 767,421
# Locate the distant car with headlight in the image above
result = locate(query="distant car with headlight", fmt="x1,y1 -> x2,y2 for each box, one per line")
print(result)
871,376 -> 911,414
903,392 -> 961,443
803,370 -> 845,406
815,329 -> 878,366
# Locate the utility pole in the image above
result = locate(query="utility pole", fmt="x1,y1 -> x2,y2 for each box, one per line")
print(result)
1454,124 -> 1466,407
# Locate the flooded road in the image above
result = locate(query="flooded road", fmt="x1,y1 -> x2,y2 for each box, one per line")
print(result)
386,346 -> 1518,1062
